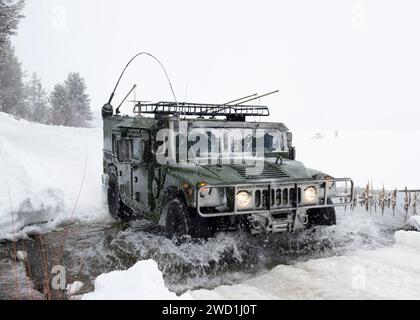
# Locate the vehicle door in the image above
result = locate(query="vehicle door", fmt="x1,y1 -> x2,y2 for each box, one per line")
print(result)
114,136 -> 134,203
130,131 -> 150,211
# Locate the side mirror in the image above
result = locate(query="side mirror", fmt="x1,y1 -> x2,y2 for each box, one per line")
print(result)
102,103 -> 113,118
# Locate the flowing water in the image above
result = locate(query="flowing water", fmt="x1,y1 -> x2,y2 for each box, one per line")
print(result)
0,205 -> 408,299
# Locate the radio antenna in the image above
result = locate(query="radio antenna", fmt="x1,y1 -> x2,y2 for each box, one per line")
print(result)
224,93 -> 258,105
107,52 -> 178,107
116,84 -> 137,115
234,90 -> 279,105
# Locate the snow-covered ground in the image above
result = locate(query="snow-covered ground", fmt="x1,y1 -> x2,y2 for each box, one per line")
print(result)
295,130 -> 420,190
0,112 -> 109,240
83,230 -> 420,300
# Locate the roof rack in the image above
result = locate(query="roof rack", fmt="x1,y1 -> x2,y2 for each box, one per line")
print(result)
132,101 -> 270,120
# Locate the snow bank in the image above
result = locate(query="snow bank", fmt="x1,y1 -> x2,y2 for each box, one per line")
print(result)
407,216 -> 420,231
394,230 -> 420,248
83,231 -> 420,300
66,281 -> 84,296
83,260 -> 184,300
0,112 -> 109,239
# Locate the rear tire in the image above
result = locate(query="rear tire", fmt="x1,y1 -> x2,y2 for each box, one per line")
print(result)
165,197 -> 213,239
107,173 -> 133,220
307,199 -> 336,227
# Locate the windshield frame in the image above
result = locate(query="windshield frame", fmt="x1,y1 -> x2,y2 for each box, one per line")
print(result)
184,126 -> 289,163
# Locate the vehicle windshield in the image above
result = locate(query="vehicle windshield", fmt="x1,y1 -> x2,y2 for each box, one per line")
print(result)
186,127 -> 288,161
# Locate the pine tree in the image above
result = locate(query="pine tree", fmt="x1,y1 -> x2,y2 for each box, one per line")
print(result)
65,72 -> 93,127
23,72 -> 48,123
49,83 -> 67,126
0,0 -> 25,54
0,39 -> 26,117
49,72 -> 93,127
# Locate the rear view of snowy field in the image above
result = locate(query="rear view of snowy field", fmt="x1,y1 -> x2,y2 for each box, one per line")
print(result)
1,112 -> 420,300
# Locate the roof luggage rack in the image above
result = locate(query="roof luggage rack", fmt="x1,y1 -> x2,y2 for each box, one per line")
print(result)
133,101 -> 270,121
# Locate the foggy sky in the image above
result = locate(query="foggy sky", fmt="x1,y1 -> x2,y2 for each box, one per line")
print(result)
12,0 -> 420,131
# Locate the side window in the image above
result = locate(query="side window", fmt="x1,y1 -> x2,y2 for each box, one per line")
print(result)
264,133 -> 275,151
117,139 -> 132,162
132,138 -> 145,163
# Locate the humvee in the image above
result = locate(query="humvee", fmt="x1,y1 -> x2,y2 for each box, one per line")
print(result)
102,96 -> 354,238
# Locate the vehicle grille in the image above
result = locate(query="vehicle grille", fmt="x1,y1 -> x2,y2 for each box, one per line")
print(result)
232,165 -> 289,180
255,187 -> 302,210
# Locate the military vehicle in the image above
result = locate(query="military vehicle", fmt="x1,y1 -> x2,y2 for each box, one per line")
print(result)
101,53 -> 353,238
102,94 -> 354,238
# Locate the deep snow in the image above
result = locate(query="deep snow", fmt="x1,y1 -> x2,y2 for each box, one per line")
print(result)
0,112 -> 109,240
83,260 -> 179,300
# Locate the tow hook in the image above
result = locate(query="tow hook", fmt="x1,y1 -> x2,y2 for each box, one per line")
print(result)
298,213 -> 308,225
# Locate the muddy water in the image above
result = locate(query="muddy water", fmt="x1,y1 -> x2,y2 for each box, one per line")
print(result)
0,207 -> 405,299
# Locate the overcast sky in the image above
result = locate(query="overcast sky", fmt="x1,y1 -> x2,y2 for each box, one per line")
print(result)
12,0 -> 420,131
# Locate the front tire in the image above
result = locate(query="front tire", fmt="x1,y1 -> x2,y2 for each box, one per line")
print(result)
165,197 -> 213,239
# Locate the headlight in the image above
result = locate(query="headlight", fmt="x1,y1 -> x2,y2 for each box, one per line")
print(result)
237,191 -> 251,208
316,175 -> 335,189
304,186 -> 318,202
197,182 -> 210,197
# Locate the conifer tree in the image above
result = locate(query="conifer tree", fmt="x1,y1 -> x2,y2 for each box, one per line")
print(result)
0,40 -> 26,117
23,72 -> 48,123
49,72 -> 93,127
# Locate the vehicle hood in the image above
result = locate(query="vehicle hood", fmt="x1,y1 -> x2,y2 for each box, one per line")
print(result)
164,159 -> 324,186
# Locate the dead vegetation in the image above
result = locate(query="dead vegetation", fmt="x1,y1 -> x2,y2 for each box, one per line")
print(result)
351,182 -> 419,228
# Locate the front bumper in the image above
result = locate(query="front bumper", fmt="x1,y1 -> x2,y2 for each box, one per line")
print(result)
196,178 -> 354,218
